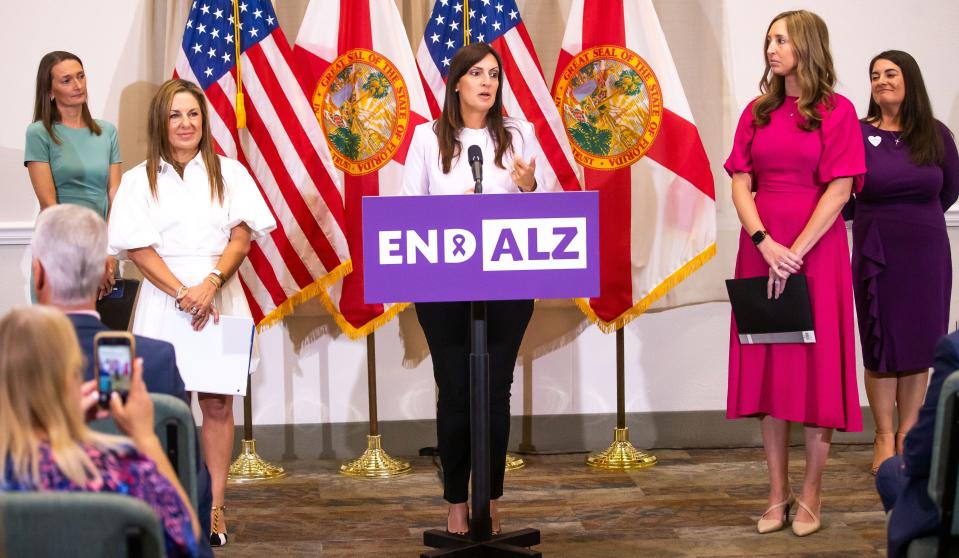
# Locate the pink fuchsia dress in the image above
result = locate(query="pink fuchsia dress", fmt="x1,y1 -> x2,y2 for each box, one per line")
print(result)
725,95 -> 866,432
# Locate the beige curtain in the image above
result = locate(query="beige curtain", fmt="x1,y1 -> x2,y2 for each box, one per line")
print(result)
147,0 -> 730,358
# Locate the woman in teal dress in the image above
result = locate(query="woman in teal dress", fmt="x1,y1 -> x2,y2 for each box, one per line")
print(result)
25,51 -> 121,297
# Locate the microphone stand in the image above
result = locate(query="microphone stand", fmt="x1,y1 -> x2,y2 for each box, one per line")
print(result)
422,161 -> 541,557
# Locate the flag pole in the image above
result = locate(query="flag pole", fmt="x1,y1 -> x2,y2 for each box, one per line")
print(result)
340,331 -> 412,478
227,0 -> 285,483
460,0 -> 527,474
586,328 -> 657,470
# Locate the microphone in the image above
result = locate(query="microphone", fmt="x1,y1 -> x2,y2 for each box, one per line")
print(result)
468,145 -> 483,194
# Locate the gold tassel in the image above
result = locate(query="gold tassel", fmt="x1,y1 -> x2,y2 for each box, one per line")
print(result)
232,0 -> 246,129
577,243 -> 717,333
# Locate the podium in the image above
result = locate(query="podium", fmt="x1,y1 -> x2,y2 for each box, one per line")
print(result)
363,191 -> 599,557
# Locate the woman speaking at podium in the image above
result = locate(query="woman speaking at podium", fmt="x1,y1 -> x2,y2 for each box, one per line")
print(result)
402,43 -> 546,535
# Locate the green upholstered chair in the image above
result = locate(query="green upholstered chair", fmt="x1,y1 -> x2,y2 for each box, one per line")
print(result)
0,491 -> 164,558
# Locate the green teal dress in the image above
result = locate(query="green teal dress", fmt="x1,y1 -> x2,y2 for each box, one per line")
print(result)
24,119 -> 121,219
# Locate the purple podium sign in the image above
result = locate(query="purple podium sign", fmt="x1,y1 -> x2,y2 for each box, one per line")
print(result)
362,191 -> 599,303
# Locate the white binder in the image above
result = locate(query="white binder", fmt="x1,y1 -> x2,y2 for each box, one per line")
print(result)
155,310 -> 254,395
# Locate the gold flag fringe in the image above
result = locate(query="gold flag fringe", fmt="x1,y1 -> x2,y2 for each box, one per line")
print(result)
255,258 -> 411,339
576,243 -> 717,333
329,299 -> 411,340
255,260 -> 352,332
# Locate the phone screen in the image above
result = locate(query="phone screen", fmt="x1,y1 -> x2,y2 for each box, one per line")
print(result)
97,342 -> 132,405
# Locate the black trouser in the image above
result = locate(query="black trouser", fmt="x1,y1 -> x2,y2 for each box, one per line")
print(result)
416,300 -> 534,504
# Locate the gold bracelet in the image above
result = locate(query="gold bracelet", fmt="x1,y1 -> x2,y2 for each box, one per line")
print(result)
206,275 -> 222,289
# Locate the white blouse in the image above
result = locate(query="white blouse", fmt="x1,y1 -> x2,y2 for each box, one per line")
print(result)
108,154 -> 276,257
402,118 -> 548,196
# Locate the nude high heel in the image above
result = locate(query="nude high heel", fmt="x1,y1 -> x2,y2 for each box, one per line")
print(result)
757,493 -> 795,534
871,432 -> 895,475
791,498 -> 821,537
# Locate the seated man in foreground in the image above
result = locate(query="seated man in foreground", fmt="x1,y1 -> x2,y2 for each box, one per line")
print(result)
31,204 -> 213,557
876,329 -> 959,557
31,204 -> 185,401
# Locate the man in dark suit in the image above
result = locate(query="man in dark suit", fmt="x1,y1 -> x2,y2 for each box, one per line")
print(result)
31,206 -> 186,401
877,330 -> 959,557
31,205 -> 213,558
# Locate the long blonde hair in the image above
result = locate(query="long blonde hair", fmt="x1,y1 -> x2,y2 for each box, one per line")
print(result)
0,307 -> 115,486
753,10 -> 835,131
146,79 -> 225,204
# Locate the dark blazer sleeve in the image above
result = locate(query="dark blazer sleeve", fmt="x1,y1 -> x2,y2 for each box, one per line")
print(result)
904,332 -> 959,477
887,331 -> 959,557
136,336 -> 188,402
76,330 -> 97,382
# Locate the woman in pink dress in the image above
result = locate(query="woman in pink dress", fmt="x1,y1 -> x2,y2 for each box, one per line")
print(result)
726,10 -> 866,537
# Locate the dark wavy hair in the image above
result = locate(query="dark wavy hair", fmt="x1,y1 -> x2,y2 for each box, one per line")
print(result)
32,51 -> 102,145
864,50 -> 944,167
752,10 -> 835,132
434,43 -> 515,173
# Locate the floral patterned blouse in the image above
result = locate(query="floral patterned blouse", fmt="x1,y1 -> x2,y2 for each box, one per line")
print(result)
2,441 -> 197,557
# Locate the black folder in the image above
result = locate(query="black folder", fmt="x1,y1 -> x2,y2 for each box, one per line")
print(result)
96,279 -> 141,331
724,275 -> 815,344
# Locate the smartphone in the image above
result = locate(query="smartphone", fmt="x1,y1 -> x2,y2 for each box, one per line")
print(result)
93,331 -> 136,409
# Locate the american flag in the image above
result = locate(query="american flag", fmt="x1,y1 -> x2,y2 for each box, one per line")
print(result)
416,0 -> 581,192
174,0 -> 351,328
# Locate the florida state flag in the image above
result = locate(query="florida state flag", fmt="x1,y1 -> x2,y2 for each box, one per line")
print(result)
552,0 -> 716,331
293,0 -> 432,337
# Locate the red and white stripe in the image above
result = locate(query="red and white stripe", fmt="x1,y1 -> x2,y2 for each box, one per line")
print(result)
175,29 -> 351,327
293,0 -> 432,338
416,14 -> 581,193
554,0 -> 716,331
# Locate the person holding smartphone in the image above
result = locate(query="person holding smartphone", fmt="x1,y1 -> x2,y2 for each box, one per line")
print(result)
0,306 -> 199,557
108,78 -> 275,547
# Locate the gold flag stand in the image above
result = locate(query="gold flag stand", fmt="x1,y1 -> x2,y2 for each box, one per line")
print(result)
228,375 -> 288,483
341,332 -> 412,478
586,329 -> 657,470
505,454 -> 526,471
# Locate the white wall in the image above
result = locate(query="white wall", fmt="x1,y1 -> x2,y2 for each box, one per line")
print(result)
2,1 -> 958,426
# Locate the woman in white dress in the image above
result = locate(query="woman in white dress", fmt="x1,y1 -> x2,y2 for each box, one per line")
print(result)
403,43 -> 546,536
108,79 -> 275,547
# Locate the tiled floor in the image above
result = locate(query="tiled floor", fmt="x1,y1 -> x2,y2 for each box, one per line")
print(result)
216,445 -> 887,557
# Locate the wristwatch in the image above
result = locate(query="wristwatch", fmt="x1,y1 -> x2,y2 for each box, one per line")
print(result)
750,230 -> 768,246
210,268 -> 223,278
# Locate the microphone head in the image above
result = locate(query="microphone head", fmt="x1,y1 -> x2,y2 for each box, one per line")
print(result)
468,145 -> 483,164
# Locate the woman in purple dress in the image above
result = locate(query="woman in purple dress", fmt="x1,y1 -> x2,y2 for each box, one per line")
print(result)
726,10 -> 865,537
852,50 -> 959,475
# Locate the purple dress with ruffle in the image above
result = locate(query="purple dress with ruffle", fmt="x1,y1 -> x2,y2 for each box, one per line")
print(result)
852,121 -> 959,373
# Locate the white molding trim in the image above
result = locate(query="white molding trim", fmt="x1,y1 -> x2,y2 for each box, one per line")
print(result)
946,206 -> 959,227
0,222 -> 34,246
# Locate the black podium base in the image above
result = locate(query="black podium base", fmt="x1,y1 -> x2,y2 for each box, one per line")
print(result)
422,528 -> 541,557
